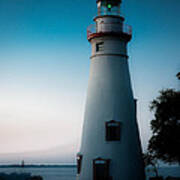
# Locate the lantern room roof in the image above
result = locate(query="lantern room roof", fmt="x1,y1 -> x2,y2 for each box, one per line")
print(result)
96,0 -> 122,3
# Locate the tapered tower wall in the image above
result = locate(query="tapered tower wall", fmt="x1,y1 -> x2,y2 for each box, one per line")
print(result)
77,1 -> 145,180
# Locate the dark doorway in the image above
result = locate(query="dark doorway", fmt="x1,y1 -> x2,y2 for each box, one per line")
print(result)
93,157 -> 111,180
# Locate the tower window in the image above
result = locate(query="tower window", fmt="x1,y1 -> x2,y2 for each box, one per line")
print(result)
93,157 -> 111,180
77,154 -> 83,174
96,42 -> 104,52
106,120 -> 121,141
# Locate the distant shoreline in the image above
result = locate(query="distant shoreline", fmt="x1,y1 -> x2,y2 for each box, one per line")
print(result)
0,164 -> 76,168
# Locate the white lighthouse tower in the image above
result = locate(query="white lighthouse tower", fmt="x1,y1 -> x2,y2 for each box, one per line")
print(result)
77,0 -> 145,180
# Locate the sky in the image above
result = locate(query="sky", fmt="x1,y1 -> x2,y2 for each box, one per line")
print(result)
0,0 -> 179,162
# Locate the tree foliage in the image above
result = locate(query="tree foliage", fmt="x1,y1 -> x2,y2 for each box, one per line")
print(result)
143,152 -> 159,177
148,89 -> 180,164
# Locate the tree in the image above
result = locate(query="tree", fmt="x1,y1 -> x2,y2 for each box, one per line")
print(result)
143,152 -> 159,177
176,72 -> 180,80
148,89 -> 180,164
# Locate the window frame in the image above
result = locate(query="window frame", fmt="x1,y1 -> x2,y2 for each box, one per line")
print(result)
105,120 -> 121,141
96,42 -> 104,52
77,154 -> 83,174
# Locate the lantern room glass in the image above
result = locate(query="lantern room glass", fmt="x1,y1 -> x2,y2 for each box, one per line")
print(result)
97,1 -> 121,16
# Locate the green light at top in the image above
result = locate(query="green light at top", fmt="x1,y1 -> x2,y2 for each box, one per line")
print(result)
107,4 -> 112,9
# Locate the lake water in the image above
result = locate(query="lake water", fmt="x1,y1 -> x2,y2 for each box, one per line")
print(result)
0,167 -> 76,180
0,166 -> 180,180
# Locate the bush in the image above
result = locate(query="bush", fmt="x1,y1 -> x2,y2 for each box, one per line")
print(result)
149,177 -> 163,180
29,176 -> 43,180
0,173 -> 43,180
166,177 -> 180,180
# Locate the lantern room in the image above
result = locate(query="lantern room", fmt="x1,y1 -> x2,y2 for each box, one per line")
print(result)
97,0 -> 122,16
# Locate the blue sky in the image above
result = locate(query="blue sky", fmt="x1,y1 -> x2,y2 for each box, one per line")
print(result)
0,0 -> 179,158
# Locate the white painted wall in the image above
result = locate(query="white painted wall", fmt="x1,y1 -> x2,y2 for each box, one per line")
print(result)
78,16 -> 145,180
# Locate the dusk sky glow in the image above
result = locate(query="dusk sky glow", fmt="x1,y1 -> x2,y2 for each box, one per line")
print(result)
0,0 -> 179,162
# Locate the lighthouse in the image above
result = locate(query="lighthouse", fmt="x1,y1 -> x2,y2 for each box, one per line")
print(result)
77,0 -> 145,179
